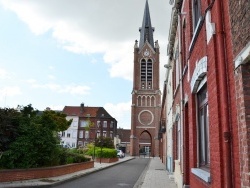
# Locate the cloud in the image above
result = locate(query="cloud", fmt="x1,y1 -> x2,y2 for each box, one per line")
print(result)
0,86 -> 22,100
0,0 -> 170,82
48,75 -> 56,80
0,68 -> 13,80
104,101 -> 131,129
30,82 -> 91,95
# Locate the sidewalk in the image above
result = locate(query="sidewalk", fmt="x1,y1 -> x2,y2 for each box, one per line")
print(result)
134,157 -> 177,188
0,156 -> 177,188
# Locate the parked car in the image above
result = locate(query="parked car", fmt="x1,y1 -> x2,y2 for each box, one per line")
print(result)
117,150 -> 125,158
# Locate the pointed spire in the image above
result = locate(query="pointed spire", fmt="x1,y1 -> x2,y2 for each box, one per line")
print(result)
139,0 -> 155,50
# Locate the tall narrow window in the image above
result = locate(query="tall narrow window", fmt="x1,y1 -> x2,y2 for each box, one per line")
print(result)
193,0 -> 201,30
141,59 -> 146,89
79,130 -> 83,138
182,19 -> 187,68
197,84 -> 210,167
103,121 -> 107,128
141,59 -> 153,89
85,131 -> 89,139
147,59 -> 152,89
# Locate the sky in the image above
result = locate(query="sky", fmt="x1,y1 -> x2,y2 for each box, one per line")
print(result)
0,0 -> 172,129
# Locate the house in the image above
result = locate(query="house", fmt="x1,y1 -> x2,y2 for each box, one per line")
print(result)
60,103 -> 117,148
160,0 -> 250,187
116,128 -> 131,154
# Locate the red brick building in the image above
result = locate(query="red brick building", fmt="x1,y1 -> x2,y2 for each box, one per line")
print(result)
62,103 -> 117,148
161,0 -> 250,187
229,0 -> 250,187
130,0 -> 161,157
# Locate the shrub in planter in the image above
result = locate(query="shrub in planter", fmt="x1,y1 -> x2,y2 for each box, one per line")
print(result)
95,148 -> 117,158
65,151 -> 90,164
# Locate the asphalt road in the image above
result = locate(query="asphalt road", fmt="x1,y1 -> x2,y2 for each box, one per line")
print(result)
53,158 -> 150,188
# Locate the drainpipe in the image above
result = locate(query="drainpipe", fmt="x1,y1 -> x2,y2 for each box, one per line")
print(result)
214,0 -> 232,187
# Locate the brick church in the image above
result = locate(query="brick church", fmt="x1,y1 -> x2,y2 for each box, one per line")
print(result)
130,0 -> 161,157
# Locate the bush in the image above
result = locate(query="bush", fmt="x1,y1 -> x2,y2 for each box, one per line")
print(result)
95,148 -> 117,158
65,152 -> 90,164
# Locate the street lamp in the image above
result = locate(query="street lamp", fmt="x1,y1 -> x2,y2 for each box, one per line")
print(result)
97,120 -> 104,164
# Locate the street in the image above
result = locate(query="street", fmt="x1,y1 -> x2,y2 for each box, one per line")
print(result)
53,158 -> 150,188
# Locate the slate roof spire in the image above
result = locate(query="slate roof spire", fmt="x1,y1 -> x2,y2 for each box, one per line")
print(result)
139,0 -> 155,50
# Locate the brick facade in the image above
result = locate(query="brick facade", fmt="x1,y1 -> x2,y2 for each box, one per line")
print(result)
130,1 -> 161,157
229,0 -> 250,187
162,0 -> 244,187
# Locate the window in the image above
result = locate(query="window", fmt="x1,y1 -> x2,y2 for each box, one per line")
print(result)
72,119 -> 78,127
103,131 -> 107,138
197,84 -> 210,167
110,121 -> 113,128
176,118 -> 181,160
97,121 -> 101,128
110,131 -> 113,138
85,131 -> 89,139
103,121 -> 107,128
67,132 -> 71,138
78,141 -> 83,147
72,130 -> 77,138
182,19 -> 187,68
72,142 -> 76,148
80,120 -> 88,127
62,131 -> 65,137
97,131 -> 100,138
79,130 -> 83,138
141,59 -> 153,89
192,0 -> 201,30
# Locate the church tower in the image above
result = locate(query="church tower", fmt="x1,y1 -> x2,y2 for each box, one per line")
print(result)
130,0 -> 161,157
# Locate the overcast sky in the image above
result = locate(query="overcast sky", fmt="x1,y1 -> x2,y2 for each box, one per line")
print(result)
0,0 -> 172,129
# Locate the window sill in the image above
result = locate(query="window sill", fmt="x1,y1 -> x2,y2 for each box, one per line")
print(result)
191,168 -> 211,183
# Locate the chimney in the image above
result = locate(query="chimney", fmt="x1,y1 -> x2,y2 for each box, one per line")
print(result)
80,103 -> 84,113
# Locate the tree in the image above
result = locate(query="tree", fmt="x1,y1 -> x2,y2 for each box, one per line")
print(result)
84,117 -> 94,131
0,107 -> 20,152
0,105 -> 72,169
95,137 -> 114,149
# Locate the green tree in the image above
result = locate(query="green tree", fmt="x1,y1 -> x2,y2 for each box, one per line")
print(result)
84,117 -> 94,131
95,137 -> 114,148
0,105 -> 72,169
0,107 -> 20,152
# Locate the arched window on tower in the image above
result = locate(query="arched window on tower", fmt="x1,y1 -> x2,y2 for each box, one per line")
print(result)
147,59 -> 152,89
151,96 -> 155,107
138,96 -> 142,106
141,59 -> 153,89
142,95 -> 146,106
141,59 -> 146,89
147,96 -> 151,106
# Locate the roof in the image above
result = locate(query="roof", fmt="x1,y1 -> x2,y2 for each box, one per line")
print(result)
62,105 -> 114,119
139,0 -> 155,50
117,128 -> 131,143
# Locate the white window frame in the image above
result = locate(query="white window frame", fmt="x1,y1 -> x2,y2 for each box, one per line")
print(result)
85,130 -> 89,139
79,130 -> 83,138
80,120 -> 88,127
103,121 -> 107,128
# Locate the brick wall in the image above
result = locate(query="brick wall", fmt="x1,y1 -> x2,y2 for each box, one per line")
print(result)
229,0 -> 250,57
95,157 -> 118,163
0,161 -> 94,182
235,63 -> 250,187
180,0 -> 241,187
